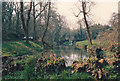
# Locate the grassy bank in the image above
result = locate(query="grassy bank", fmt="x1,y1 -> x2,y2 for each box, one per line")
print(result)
76,40 -> 99,49
2,41 -> 43,57
2,41 -> 92,80
3,40 -> 120,80
75,40 -> 120,80
76,40 -> 117,58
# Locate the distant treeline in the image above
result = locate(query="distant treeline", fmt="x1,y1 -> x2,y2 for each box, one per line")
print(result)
2,2 -> 118,46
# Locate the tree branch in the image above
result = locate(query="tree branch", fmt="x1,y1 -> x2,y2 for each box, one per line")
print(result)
20,2 -> 27,32
26,2 -> 32,27
35,3 -> 48,19
75,11 -> 83,17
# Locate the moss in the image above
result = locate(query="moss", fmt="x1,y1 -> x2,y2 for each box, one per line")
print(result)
2,41 -> 43,56
13,60 -> 25,65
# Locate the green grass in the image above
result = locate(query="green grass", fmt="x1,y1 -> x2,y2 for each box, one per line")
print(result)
3,68 -> 91,79
2,40 -> 118,80
76,40 -> 98,45
76,40 -> 115,57
2,41 -> 43,56
0,77 -> 1,81
3,52 -> 91,79
3,71 -> 91,79
48,70 -> 91,79
63,41 -> 71,46
76,40 -> 99,49
76,39 -> 117,51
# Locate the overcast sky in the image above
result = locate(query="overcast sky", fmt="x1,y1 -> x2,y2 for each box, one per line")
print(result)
4,0 -> 118,30
55,1 -> 118,30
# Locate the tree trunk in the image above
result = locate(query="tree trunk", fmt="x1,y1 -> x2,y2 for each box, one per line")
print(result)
16,12 -> 20,35
20,2 -> 29,43
118,11 -> 120,52
33,2 -> 36,41
42,2 -> 51,46
26,2 -> 32,43
79,23 -> 83,40
82,1 -> 92,45
39,2 -> 42,39
8,3 -> 13,30
20,1 -> 32,44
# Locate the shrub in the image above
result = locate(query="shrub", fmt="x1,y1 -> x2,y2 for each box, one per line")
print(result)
23,56 -> 37,79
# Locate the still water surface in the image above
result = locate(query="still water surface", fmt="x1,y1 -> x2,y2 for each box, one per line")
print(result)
50,46 -> 89,67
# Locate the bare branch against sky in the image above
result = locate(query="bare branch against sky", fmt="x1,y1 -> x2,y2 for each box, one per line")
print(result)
55,1 -> 118,30
1,0 -> 118,30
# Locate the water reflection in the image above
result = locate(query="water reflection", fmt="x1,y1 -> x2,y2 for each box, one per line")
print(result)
52,46 -> 89,67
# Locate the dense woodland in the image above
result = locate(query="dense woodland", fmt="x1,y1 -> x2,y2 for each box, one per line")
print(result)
1,1 -> 120,80
2,1 -> 118,45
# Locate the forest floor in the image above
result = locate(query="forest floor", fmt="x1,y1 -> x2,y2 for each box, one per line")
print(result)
2,40 -> 120,80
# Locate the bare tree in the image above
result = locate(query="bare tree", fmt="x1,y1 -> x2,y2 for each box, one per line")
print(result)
14,2 -> 21,37
33,2 -> 36,41
8,2 -> 14,30
42,1 -> 51,47
75,0 -> 94,45
32,1 -> 48,41
20,1 -> 32,43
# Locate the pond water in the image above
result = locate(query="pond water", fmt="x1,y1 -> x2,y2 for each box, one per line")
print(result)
49,46 -> 89,67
